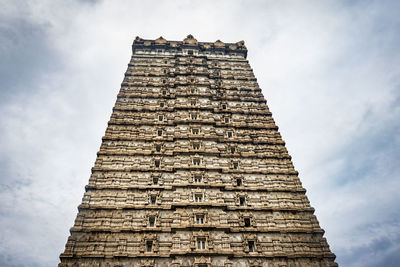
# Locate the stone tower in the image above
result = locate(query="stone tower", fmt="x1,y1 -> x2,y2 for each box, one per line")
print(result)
59,35 -> 337,267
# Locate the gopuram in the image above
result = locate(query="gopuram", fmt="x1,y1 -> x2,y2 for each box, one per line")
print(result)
59,35 -> 337,267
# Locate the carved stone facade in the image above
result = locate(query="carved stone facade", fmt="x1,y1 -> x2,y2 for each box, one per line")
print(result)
59,35 -> 337,266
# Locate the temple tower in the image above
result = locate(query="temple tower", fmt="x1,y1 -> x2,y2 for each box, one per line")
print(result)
59,35 -> 337,267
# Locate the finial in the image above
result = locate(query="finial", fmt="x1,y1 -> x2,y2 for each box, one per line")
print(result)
134,36 -> 143,43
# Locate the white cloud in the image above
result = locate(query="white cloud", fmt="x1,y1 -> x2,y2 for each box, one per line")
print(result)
0,0 -> 399,266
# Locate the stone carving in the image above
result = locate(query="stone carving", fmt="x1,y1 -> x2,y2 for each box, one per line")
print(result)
155,36 -> 167,44
183,34 -> 198,45
59,36 -> 337,266
214,39 -> 225,48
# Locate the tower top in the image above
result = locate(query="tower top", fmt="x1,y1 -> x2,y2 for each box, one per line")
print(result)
133,35 -> 247,58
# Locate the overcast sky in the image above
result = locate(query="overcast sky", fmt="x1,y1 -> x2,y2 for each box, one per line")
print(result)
0,0 -> 399,266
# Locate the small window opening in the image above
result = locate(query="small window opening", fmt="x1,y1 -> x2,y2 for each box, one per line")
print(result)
194,175 -> 202,183
188,50 -> 193,55
163,69 -> 167,74
195,194 -> 203,202
158,115 -> 164,121
160,102 -> 165,107
239,196 -> 245,206
227,131 -> 233,138
233,162 -> 238,169
149,216 -> 155,227
162,79 -> 166,84
155,144 -> 162,152
162,90 -> 167,95
230,146 -> 236,153
192,128 -> 200,135
154,160 -> 160,168
197,237 -> 206,249
191,100 -> 196,106
146,241 -> 153,252
192,142 -> 200,150
191,88 -> 196,94
248,241 -> 255,252
150,195 -> 157,205
224,117 -> 230,123
236,178 -> 242,186
157,129 -> 163,136
196,215 -> 205,224
221,104 -> 227,109
191,113 -> 198,120
153,177 -> 159,185
193,158 -> 201,166
244,218 -> 251,227
164,60 -> 168,64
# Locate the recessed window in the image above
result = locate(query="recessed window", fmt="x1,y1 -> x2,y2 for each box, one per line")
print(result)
197,237 -> 206,250
227,131 -> 233,138
164,60 -> 168,64
163,69 -> 167,74
155,144 -> 162,152
162,79 -> 166,84
192,142 -> 200,150
192,128 -> 200,135
191,100 -> 196,106
193,158 -> 201,166
214,62 -> 218,67
191,113 -> 198,120
154,160 -> 160,168
230,146 -> 236,153
239,196 -> 245,206
157,129 -> 163,136
248,241 -> 255,252
146,241 -> 153,252
150,195 -> 157,205
162,90 -> 167,95
149,216 -> 156,227
153,177 -> 159,185
190,88 -> 196,94
190,78 -> 194,83
236,178 -> 242,186
233,162 -> 238,169
221,104 -> 227,109
195,194 -> 203,202
196,214 -> 204,224
224,117 -> 230,123
194,175 -> 202,183
244,218 -> 251,227
158,115 -> 164,121
188,50 -> 194,55
160,102 -> 165,107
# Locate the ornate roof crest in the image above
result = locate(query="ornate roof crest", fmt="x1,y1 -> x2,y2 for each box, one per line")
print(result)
214,39 -> 225,48
155,36 -> 167,44
183,34 -> 198,45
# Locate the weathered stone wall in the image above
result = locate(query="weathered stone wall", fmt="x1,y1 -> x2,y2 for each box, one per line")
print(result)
59,35 -> 337,267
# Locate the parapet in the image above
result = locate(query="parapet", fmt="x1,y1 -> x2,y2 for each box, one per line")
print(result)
132,34 -> 247,58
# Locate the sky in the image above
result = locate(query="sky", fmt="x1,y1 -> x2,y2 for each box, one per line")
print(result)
0,0 -> 399,266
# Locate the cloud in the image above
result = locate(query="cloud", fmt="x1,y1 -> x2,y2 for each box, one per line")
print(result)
0,0 -> 399,266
